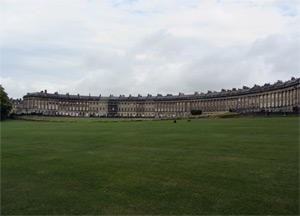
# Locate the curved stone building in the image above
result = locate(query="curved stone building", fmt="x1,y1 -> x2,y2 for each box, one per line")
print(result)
22,77 -> 300,117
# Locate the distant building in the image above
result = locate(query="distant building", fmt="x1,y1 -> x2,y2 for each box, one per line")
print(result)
9,98 -> 25,114
15,77 -> 300,117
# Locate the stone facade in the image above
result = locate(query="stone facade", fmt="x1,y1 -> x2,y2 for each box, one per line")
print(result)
19,77 -> 300,117
10,98 -> 25,114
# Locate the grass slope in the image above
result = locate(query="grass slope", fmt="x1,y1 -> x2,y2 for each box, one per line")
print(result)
1,117 -> 299,215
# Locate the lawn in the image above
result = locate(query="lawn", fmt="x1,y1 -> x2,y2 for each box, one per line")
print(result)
15,115 -> 156,122
1,116 -> 299,215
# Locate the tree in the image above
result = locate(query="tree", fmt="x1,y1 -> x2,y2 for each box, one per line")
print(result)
191,109 -> 202,115
0,86 -> 12,120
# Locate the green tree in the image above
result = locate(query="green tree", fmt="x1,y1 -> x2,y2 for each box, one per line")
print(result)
0,86 -> 12,120
191,109 -> 202,115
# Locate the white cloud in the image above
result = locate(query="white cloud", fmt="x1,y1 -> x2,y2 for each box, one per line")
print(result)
0,0 -> 299,98
0,75 -> 70,98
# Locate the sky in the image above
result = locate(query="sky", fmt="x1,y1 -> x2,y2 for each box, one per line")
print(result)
0,0 -> 299,99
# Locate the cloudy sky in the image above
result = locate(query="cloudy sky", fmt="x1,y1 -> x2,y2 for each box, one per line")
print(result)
1,0 -> 299,98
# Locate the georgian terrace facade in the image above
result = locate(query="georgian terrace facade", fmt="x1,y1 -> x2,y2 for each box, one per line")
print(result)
22,77 -> 300,117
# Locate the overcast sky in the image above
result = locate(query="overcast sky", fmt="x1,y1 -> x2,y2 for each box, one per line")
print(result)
1,0 -> 299,98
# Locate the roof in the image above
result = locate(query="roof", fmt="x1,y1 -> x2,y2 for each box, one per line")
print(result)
23,77 -> 300,101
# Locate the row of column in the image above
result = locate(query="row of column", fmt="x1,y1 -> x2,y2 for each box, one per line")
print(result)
24,87 -> 299,115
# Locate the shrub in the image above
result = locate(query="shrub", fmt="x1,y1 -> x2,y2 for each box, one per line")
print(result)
191,110 -> 202,115
9,113 -> 16,119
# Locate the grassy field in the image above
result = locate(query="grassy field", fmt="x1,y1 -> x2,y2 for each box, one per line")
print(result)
1,116 -> 299,215
15,115 -> 157,122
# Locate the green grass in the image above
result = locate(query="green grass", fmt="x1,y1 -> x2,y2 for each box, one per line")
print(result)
1,117 -> 299,215
16,115 -> 157,122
